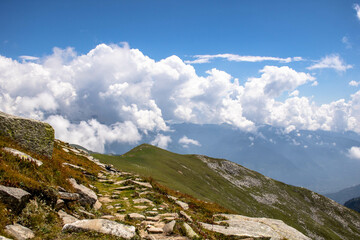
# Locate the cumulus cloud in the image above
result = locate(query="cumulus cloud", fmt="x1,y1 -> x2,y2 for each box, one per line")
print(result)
46,115 -> 141,153
19,56 -> 39,62
179,136 -> 201,148
151,134 -> 172,149
307,54 -> 353,72
354,4 -> 360,21
185,54 -> 303,64
348,146 -> 360,160
1,43 -> 360,153
349,80 -> 360,87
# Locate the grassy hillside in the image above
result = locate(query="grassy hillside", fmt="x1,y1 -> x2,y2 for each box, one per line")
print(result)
93,144 -> 360,240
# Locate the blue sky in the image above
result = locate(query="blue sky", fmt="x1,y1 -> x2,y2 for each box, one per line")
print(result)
1,0 -> 360,151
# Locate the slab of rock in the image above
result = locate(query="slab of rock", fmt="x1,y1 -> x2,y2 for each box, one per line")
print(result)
94,200 -> 102,210
158,213 -> 179,219
5,224 -> 35,240
55,199 -> 65,210
99,197 -> 112,203
101,215 -> 116,220
68,178 -> 97,206
200,214 -> 311,240
134,205 -> 148,209
0,111 -> 54,158
167,195 -> 178,201
63,219 -> 136,239
78,209 -> 95,218
133,198 -> 154,205
114,185 -> 135,191
129,180 -> 152,188
183,223 -> 198,239
58,210 -> 79,225
163,220 -> 176,235
175,200 -> 189,210
3,148 -> 43,166
58,191 -> 80,201
0,185 -> 31,212
179,211 -> 192,222
128,213 -> 146,220
62,162 -> 85,171
147,227 -> 164,234
0,236 -> 12,240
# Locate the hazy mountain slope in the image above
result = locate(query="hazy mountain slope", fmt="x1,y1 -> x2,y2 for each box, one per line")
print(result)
325,184 -> 360,204
345,197 -> 360,213
93,144 -> 360,240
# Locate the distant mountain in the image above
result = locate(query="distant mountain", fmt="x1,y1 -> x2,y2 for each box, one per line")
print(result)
94,144 -> 360,240
105,123 -> 360,193
325,184 -> 360,204
344,197 -> 360,213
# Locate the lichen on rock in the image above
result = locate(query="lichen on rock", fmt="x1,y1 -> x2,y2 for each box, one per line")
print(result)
0,111 -> 54,158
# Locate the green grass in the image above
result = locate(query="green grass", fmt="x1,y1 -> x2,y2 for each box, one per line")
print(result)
93,144 -> 360,240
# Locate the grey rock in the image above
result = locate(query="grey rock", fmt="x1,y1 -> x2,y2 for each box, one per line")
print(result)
0,236 -> 12,240
183,223 -> 198,239
93,200 -> 102,210
200,214 -> 311,240
128,213 -> 146,220
129,180 -> 152,188
55,199 -> 65,210
62,219 -> 136,239
62,163 -> 85,171
0,185 -> 31,212
179,211 -> 192,222
68,178 -> 97,206
133,198 -> 154,205
3,148 -> 43,166
58,191 -> 80,201
163,220 -> 176,234
58,210 -> 79,225
0,111 -> 54,158
175,200 -> 189,210
5,224 -> 34,240
147,227 -> 163,234
78,209 -> 95,218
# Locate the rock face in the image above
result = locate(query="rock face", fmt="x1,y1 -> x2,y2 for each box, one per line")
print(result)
68,178 -> 97,206
0,111 -> 54,158
5,224 -> 35,240
0,185 -> 31,212
62,219 -> 136,239
200,214 -> 311,240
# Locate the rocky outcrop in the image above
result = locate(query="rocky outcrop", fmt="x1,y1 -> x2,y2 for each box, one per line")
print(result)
62,219 -> 136,239
5,224 -> 35,240
68,178 -> 97,206
0,111 -> 54,158
3,148 -> 43,166
0,185 -> 31,212
200,214 -> 311,240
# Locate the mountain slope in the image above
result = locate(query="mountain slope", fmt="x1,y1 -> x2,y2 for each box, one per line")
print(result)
94,144 -> 360,240
325,184 -> 360,204
344,197 -> 360,213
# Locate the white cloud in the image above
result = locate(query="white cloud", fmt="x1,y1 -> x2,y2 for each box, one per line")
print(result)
342,36 -> 352,49
179,136 -> 201,148
151,134 -> 172,149
185,54 -> 303,64
307,54 -> 353,72
348,146 -> 360,160
349,80 -> 360,87
1,43 -> 360,153
354,4 -> 360,21
19,56 -> 39,62
46,115 -> 141,153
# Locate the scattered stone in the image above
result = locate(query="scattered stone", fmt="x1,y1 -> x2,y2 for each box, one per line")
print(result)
147,227 -> 164,234
123,197 -> 129,200
99,196 -> 112,203
0,185 -> 31,212
62,162 -> 85,171
175,200 -> 189,210
114,214 -> 126,221
101,215 -> 116,220
58,210 -> 79,225
0,111 -> 54,158
5,224 -> 34,240
129,180 -> 152,188
134,205 -> 148,209
62,148 -> 69,153
94,200 -> 102,210
146,216 -> 160,221
180,211 -> 192,222
63,219 -> 136,239
163,220 -> 176,235
68,178 -> 97,206
158,213 -> 179,219
0,236 -> 12,240
58,191 -> 81,201
200,214 -> 311,240
167,195 -> 177,201
106,205 -> 114,210
55,199 -> 65,210
111,194 -> 120,199
98,179 -> 115,184
133,198 -> 154,205
183,223 -> 198,239
3,148 -> 43,166
115,186 -> 135,191
117,209 -> 126,213
146,211 -> 158,216
114,180 -> 127,185
128,213 -> 146,220
78,209 -> 95,218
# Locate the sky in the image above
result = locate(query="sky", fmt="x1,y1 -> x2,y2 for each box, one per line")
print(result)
1,0 -> 360,152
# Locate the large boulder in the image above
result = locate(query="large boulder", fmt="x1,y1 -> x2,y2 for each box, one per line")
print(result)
0,185 -> 31,212
0,112 -> 54,158
5,224 -> 34,240
68,178 -> 97,206
200,214 -> 311,240
62,219 -> 136,239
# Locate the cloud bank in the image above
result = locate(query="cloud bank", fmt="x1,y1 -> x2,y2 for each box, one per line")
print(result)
185,54 -> 303,64
0,43 -> 359,152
